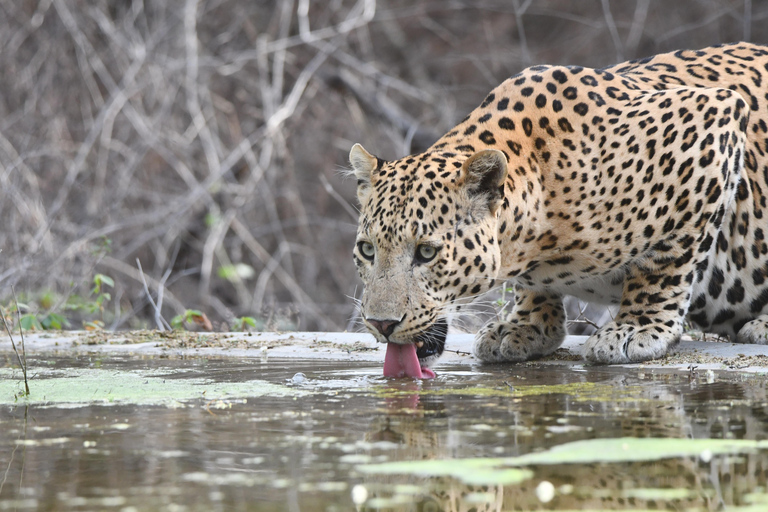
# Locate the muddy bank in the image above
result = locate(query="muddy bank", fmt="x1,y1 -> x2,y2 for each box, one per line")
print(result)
2,330 -> 768,372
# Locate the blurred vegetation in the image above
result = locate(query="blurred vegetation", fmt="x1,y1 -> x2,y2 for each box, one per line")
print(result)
0,0 -> 766,333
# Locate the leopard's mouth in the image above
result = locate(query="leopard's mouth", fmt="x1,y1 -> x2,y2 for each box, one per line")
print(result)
382,318 -> 448,379
415,317 -> 448,364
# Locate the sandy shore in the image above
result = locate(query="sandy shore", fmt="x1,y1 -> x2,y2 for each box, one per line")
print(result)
2,330 -> 768,373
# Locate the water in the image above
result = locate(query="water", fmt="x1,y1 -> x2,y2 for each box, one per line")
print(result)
1,354 -> 768,511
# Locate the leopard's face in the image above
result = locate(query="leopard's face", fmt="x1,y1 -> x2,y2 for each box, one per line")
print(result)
350,144 -> 508,361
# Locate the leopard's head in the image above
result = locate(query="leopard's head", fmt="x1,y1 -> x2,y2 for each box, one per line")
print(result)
349,143 -> 508,371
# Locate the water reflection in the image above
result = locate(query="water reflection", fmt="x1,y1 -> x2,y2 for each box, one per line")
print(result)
1,354 -> 767,511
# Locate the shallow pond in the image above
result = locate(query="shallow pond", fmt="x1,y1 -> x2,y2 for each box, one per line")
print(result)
1,353 -> 768,511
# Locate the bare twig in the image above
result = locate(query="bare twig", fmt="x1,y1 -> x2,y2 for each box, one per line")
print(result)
566,300 -> 602,331
1,287 -> 29,396
626,0 -> 650,57
320,173 -> 359,221
155,265 -> 175,329
136,259 -> 171,331
231,218 -> 328,328
444,349 -> 471,356
511,0 -> 533,66
601,0 -> 624,62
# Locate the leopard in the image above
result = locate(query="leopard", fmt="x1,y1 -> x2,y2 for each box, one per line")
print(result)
350,42 -> 768,369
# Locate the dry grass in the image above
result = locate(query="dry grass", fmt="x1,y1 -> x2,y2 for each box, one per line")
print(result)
0,0 -> 766,332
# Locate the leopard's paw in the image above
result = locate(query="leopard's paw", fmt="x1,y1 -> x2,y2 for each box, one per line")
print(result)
474,322 -> 563,363
736,316 -> 768,345
584,322 -> 677,364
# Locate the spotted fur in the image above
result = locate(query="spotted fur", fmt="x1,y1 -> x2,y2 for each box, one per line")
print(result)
351,42 -> 768,365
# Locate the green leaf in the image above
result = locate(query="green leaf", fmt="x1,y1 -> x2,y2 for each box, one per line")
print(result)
92,273 -> 115,294
94,274 -> 115,288
232,316 -> 258,331
171,310 -> 203,330
41,312 -> 68,330
204,212 -> 221,228
19,314 -> 41,331
217,264 -> 255,282
171,315 -> 185,330
185,309 -> 203,320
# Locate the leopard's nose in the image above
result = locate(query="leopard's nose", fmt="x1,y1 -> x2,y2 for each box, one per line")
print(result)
367,318 -> 401,338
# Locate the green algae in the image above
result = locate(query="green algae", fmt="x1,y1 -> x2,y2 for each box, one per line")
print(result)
370,384 -> 512,398
373,380 -> 646,402
0,366 -> 306,406
509,381 -> 650,402
358,437 -> 768,486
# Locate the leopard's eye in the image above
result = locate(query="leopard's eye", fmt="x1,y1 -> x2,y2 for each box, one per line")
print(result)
358,241 -> 375,261
415,244 -> 438,263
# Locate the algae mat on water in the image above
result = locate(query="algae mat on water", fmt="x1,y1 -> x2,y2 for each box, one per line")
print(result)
358,437 -> 768,485
0,367 -> 305,406
372,380 -> 649,402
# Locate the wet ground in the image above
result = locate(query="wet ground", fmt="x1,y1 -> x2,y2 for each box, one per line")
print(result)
2,351 -> 768,511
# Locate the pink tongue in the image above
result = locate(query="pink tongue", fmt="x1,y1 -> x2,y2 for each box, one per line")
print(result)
383,342 -> 435,379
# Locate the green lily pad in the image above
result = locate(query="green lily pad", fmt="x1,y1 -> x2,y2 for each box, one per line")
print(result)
505,437 -> 768,465
359,437 -> 768,486
357,457 -> 533,486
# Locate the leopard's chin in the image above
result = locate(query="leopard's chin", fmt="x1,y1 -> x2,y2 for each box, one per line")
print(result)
415,318 -> 448,367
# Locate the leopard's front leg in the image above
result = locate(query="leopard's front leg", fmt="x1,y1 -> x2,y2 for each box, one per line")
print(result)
585,88 -> 748,364
584,260 -> 692,364
473,288 -> 566,362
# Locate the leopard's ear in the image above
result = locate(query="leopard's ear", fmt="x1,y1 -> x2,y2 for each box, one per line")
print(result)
349,143 -> 379,203
459,149 -> 508,214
